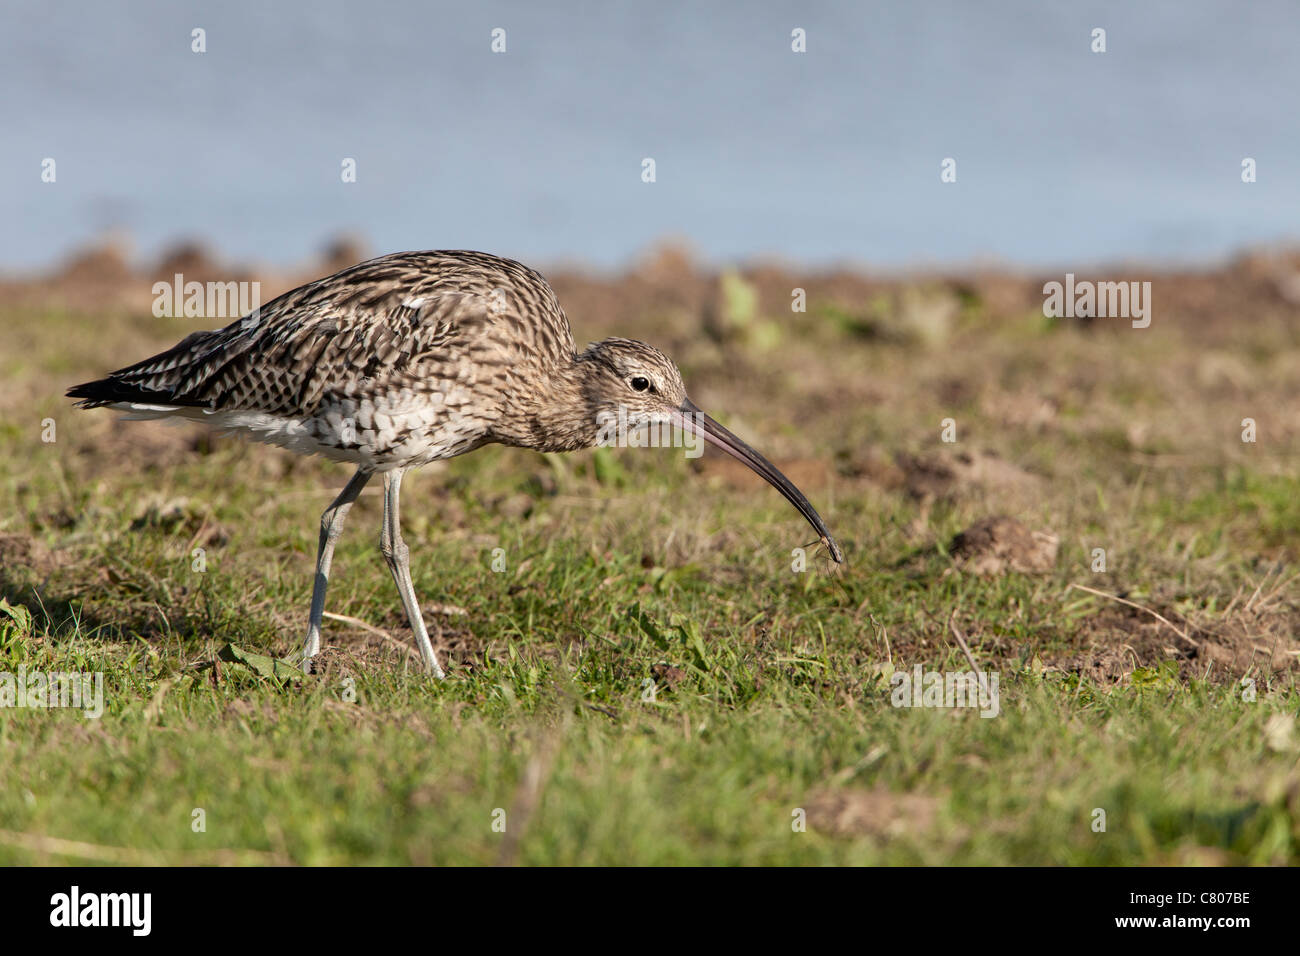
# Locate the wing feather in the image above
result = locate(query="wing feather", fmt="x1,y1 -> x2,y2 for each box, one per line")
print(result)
67,250 -> 576,415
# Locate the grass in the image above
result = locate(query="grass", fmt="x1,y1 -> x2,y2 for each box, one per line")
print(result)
0,264 -> 1298,865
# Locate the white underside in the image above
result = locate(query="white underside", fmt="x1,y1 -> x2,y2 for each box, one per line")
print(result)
110,397 -> 489,470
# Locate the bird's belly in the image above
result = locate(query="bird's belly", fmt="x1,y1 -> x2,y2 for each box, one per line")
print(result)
158,391 -> 492,471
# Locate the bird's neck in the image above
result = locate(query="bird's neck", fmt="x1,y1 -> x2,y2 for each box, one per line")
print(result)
492,353 -> 601,453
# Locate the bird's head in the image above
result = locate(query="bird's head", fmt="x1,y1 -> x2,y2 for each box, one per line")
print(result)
576,337 -> 844,564
578,337 -> 688,425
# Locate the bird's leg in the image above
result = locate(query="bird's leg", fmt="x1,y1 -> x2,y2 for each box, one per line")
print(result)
379,468 -> 446,679
301,466 -> 372,671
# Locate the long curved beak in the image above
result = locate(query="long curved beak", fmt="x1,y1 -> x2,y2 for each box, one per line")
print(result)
671,398 -> 844,564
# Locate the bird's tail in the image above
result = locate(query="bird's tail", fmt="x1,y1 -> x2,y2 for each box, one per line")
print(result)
67,330 -> 217,409
65,377 -> 199,410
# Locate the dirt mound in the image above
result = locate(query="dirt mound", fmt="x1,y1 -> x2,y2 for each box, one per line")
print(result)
897,449 -> 1045,505
0,533 -> 62,577
950,516 -> 1058,575
1061,582 -> 1300,684
802,788 -> 940,839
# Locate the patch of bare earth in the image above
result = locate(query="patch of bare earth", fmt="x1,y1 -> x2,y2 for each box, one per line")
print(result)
949,516 -> 1059,575
802,788 -> 941,840
0,532 -> 64,577
896,449 -> 1046,507
303,599 -> 510,675
1060,592 -> 1300,685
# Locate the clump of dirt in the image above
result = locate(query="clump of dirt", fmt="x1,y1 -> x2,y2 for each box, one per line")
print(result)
950,516 -> 1058,575
837,447 -> 906,488
1060,591 -> 1300,684
1054,608 -> 1167,686
313,604 -> 503,674
0,532 -> 62,576
1194,602 -> 1300,680
436,628 -> 500,670
303,646 -> 352,676
650,662 -> 687,691
802,788 -> 940,839
897,449 -> 1044,505
1059,643 -> 1142,685
306,621 -> 497,675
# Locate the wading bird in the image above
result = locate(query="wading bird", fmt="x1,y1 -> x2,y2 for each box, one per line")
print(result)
69,251 -> 843,677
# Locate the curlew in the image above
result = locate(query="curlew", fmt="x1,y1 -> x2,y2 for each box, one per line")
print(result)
68,251 -> 843,677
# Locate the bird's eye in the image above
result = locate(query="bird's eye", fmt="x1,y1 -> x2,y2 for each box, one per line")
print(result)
630,376 -> 650,392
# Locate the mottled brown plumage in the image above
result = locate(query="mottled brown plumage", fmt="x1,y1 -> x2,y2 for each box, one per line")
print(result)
69,250 -> 843,677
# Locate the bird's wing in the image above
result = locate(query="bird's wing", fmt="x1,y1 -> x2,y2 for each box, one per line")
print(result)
68,251 -> 577,416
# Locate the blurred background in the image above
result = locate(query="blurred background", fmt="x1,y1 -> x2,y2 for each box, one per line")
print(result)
3,0 -> 1299,272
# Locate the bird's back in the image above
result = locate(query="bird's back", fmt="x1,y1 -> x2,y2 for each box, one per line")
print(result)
68,250 -> 579,469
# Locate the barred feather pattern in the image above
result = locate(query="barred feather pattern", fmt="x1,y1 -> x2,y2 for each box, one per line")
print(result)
68,251 -> 596,471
